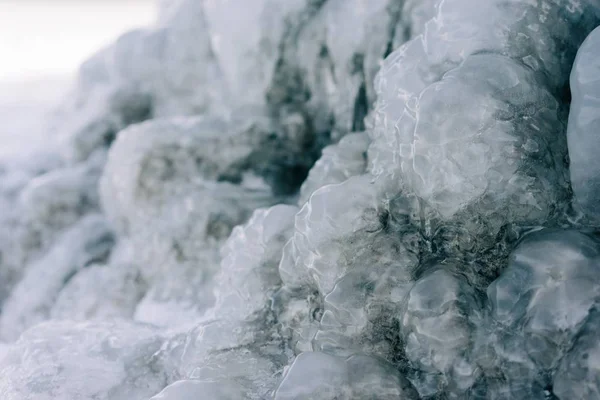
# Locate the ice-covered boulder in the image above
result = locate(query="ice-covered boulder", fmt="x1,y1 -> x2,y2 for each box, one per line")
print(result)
478,229 -> 600,398
0,215 -> 115,341
298,132 -> 369,205
274,352 -> 419,400
51,263 -> 146,321
160,205 -> 298,398
568,26 -> 600,224
0,321 -> 167,400
369,0 -> 600,254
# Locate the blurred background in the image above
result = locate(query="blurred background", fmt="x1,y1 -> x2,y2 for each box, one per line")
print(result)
0,0 -> 157,160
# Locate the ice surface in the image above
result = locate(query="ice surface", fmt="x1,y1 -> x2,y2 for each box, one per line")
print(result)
274,352 -> 419,399
51,263 -> 146,321
298,132 -> 369,205
149,379 -> 246,400
2,0 -> 600,399
0,215 -> 115,341
477,229 -> 600,398
568,26 -> 600,223
0,321 -> 167,400
402,268 -> 483,396
554,308 -> 600,399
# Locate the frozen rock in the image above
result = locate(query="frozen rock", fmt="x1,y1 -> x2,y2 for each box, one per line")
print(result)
369,0 -> 600,252
399,0 -> 440,40
487,230 -> 600,359
162,205 -> 298,397
58,0 -> 224,161
280,175 -> 419,360
15,153 -> 104,265
298,132 -> 369,205
51,263 -> 146,321
214,204 -> 298,321
480,229 -> 600,398
0,321 -> 167,400
373,52 -> 569,264
401,268 -> 483,397
274,352 -> 419,400
0,215 -> 115,341
269,0 -> 415,137
202,0 -> 307,107
568,26 -> 600,223
553,308 -> 600,399
100,116 -> 297,327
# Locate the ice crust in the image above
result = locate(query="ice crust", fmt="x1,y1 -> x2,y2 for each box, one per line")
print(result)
0,0 -> 600,399
568,26 -> 600,223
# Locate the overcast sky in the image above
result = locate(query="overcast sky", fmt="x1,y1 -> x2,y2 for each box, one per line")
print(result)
0,0 -> 157,160
0,0 -> 157,81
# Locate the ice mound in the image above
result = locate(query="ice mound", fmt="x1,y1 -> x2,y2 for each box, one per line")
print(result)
274,352 -> 419,399
568,26 -> 600,223
0,321 -> 167,400
1,0 -> 600,399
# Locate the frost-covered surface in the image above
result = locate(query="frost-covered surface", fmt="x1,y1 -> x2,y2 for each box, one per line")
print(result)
568,26 -> 600,223
1,0 -> 600,399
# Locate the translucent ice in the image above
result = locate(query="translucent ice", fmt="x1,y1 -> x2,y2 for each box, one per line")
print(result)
298,132 -> 369,205
280,175 -> 420,361
0,215 -> 115,341
274,352 -> 419,400
162,205 -> 298,398
402,268 -> 483,396
214,204 -> 298,321
0,321 -> 167,400
568,26 -> 600,223
149,379 -> 246,400
480,229 -> 600,398
1,0 -> 600,399
51,263 -> 146,321
554,308 -> 600,399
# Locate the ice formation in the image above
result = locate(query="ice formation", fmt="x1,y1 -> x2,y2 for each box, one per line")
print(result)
0,0 -> 600,399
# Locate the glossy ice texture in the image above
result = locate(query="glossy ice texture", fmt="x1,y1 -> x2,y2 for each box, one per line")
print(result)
0,0 -> 599,399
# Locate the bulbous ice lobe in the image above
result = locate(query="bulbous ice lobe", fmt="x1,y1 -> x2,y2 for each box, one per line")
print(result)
100,116 -> 289,326
401,268 -> 483,396
162,205 -> 298,399
568,26 -> 600,223
479,229 -> 600,398
298,132 -> 369,205
274,352 -> 419,400
279,175 -> 420,362
554,308 -> 600,399
369,0 -> 600,245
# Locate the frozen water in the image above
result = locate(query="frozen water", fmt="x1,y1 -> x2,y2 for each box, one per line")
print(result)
0,214 -> 115,341
0,321 -> 167,400
401,268 -> 483,396
298,132 -> 369,205
51,263 -> 146,322
477,229 -> 600,398
274,352 -> 419,399
568,26 -> 600,223
554,308 -> 600,399
150,379 -> 247,400
1,0 -> 600,399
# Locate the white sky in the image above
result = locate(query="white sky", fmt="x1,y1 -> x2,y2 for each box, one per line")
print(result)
0,1 -> 157,81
